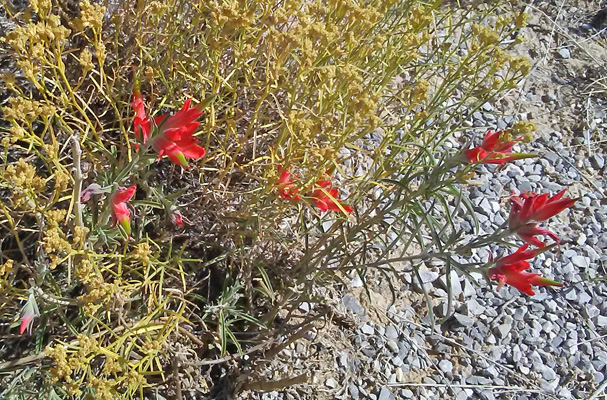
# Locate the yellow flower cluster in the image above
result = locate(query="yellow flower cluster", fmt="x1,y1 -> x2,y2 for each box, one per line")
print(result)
126,369 -> 147,390
78,276 -> 118,315
46,344 -> 73,383
288,110 -> 321,143
2,97 -> 55,123
141,339 -> 162,356
5,159 -> 46,208
472,24 -> 500,47
209,1 -> 255,31
88,376 -> 117,400
73,226 -> 90,248
133,242 -> 152,265
47,209 -> 68,226
409,6 -> 433,31
509,56 -> 532,75
1,72 -> 16,91
43,228 -> 72,267
29,0 -> 51,15
5,14 -> 70,59
72,0 -> 106,32
0,259 -> 13,279
1,125 -> 27,148
79,48 -> 94,71
102,357 -> 123,375
511,121 -> 536,142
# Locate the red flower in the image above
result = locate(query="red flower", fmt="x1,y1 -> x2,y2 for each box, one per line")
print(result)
464,130 -> 533,165
172,210 -> 184,227
276,166 -> 300,201
132,88 -> 151,143
111,185 -> 136,235
488,244 -> 563,296
131,90 -> 206,168
509,190 -> 577,226
19,292 -> 39,335
310,178 -> 353,214
508,190 -> 577,247
515,224 -> 560,248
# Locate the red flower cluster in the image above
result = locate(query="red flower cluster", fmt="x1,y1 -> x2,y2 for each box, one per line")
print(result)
508,190 -> 577,247
276,167 -> 353,214
132,89 -> 206,168
489,244 -> 563,296
464,130 -> 532,165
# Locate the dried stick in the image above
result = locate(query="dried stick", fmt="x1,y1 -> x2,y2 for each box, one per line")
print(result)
71,134 -> 84,230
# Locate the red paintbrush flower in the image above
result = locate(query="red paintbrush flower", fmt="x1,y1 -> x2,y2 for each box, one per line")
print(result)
111,185 -> 136,235
488,244 -> 563,296
508,190 -> 577,247
509,190 -> 577,227
132,87 -> 151,143
276,166 -> 300,201
131,89 -> 206,168
464,130 -> 534,165
310,178 -> 353,214
19,292 -> 39,335
172,210 -> 184,227
514,223 -> 561,248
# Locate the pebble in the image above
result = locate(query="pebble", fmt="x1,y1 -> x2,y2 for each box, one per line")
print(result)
349,384 -> 360,399
453,313 -> 475,327
439,359 -> 453,373
385,325 -> 399,340
343,295 -> 365,315
361,324 -> 375,335
386,340 -> 399,353
414,266 -> 440,293
591,154 -> 605,169
378,387 -> 393,400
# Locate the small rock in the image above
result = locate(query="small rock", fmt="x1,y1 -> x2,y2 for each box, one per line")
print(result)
565,290 -> 578,301
385,325 -> 399,340
541,366 -> 558,381
343,295 -> 365,315
349,384 -> 360,400
439,359 -> 453,374
466,298 -> 486,316
351,275 -> 364,288
386,340 -> 399,353
413,266 -> 440,293
361,324 -> 375,335
571,256 -> 589,269
595,315 -> 607,328
467,375 -> 492,385
453,313 -> 474,327
396,367 -> 406,383
391,356 -> 403,367
378,387 -> 393,400
325,378 -> 337,388
438,270 -> 463,299
591,154 -> 605,169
